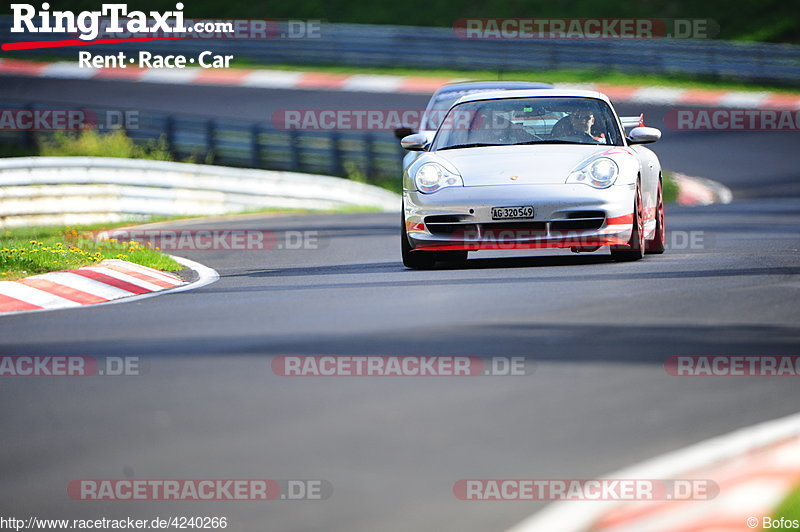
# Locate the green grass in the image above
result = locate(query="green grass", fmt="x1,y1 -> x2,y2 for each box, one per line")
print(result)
773,483 -> 800,528
234,62 -> 800,95
0,224 -> 182,280
0,143 -> 37,158
663,173 -> 680,203
0,203 -> 391,279
40,129 -> 173,160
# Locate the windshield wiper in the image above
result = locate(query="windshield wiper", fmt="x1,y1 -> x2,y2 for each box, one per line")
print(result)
437,143 -> 505,151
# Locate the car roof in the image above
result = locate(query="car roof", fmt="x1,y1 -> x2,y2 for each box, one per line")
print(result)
434,81 -> 553,94
453,88 -> 613,106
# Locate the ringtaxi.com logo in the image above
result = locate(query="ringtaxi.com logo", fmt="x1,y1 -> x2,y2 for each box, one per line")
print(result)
453,478 -> 719,500
11,3 -> 207,41
67,479 -> 332,500
0,356 -> 142,376
271,355 -> 530,376
75,17 -> 322,41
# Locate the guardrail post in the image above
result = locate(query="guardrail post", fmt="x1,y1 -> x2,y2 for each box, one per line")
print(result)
164,116 -> 175,156
289,130 -> 300,172
330,132 -> 343,176
251,124 -> 261,168
24,103 -> 36,150
364,133 -> 375,180
205,119 -> 215,162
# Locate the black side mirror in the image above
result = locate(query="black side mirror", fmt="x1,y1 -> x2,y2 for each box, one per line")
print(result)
394,126 -> 416,140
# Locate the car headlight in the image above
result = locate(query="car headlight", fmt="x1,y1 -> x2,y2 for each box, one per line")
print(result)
414,163 -> 463,194
567,157 -> 619,188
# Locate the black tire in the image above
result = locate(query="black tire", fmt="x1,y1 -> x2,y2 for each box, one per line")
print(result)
645,178 -> 666,254
401,209 -> 436,269
610,183 -> 646,262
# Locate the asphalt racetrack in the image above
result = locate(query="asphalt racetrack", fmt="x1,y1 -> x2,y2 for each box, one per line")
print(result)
1,76 -> 799,531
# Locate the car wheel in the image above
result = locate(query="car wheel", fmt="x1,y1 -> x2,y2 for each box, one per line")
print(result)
645,178 -> 666,254
401,209 -> 436,269
610,183 -> 646,262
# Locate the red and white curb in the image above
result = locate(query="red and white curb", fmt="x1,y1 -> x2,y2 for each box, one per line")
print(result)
0,256 -> 218,316
674,173 -> 733,206
507,411 -> 800,532
1,58 -> 799,110
590,437 -> 800,532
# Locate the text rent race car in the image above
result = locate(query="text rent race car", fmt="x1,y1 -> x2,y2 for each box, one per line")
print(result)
400,89 -> 665,269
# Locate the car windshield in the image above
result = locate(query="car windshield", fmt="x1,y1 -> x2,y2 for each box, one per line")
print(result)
430,97 -> 624,150
423,89 -> 492,130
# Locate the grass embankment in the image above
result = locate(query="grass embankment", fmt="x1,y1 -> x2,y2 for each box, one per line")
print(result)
662,172 -> 679,203
773,483 -> 800,528
0,225 -> 182,281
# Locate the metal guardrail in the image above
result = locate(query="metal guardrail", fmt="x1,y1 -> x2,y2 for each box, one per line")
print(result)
0,102 -> 406,185
0,156 -> 400,227
1,18 -> 799,84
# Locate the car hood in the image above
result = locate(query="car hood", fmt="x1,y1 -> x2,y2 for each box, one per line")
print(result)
432,145 -> 622,186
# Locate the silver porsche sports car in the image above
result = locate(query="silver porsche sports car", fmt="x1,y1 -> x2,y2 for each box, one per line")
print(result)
400,89 -> 665,269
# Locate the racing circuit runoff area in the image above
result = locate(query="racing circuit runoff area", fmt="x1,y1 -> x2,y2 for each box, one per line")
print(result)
0,51 -> 799,532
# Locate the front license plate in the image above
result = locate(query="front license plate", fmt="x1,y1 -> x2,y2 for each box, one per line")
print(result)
491,206 -> 534,220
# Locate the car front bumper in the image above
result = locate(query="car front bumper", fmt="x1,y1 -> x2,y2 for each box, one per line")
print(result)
404,183 -> 637,251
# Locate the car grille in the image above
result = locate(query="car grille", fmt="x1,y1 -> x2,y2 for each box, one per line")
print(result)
424,212 -> 605,237
549,211 -> 606,232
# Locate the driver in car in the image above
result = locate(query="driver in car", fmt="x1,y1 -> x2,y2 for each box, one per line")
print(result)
551,110 -> 596,140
